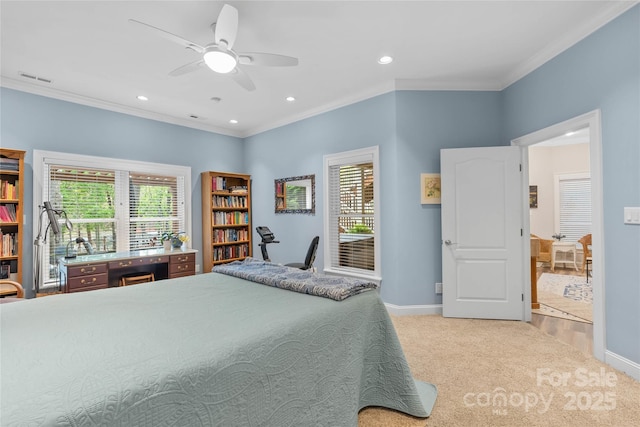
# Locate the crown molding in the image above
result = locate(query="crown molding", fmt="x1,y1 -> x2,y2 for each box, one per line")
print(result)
1,77 -> 244,138
394,79 -> 502,91
241,80 -> 397,137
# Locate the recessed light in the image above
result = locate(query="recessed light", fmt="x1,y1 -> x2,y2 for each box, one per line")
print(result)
136,95 -> 148,101
378,55 -> 393,65
285,96 -> 296,102
229,119 -> 238,124
565,131 -> 576,136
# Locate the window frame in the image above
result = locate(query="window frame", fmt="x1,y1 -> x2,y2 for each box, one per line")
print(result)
553,172 -> 591,243
323,145 -> 381,282
33,150 -> 192,288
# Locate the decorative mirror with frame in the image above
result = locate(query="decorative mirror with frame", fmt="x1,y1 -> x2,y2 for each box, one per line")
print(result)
275,174 -> 315,214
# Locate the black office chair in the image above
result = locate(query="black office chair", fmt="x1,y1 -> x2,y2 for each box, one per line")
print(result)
285,236 -> 319,270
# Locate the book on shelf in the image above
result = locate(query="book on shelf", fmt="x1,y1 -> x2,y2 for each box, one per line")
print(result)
0,232 -> 18,257
0,157 -> 19,171
0,205 -> 17,222
1,180 -> 18,199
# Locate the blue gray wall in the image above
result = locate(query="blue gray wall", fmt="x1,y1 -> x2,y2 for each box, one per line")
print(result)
2,5 -> 638,365
502,6 -> 640,364
1,88 -> 245,293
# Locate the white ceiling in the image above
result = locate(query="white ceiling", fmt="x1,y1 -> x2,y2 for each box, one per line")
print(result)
1,1 -> 636,138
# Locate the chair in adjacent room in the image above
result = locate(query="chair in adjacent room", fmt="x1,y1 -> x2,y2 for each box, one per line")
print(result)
530,234 -> 553,266
119,272 -> 155,287
578,233 -> 592,276
285,236 -> 319,270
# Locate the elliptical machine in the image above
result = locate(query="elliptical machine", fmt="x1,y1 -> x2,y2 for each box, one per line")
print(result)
256,226 -> 279,262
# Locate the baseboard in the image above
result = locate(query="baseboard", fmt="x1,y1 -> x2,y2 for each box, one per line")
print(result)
604,350 -> 640,381
384,303 -> 443,316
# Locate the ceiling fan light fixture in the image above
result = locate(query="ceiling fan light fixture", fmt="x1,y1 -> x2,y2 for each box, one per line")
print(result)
204,46 -> 237,73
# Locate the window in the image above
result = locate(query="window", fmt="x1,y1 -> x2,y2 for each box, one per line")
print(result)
34,151 -> 191,289
555,173 -> 591,243
323,146 -> 380,281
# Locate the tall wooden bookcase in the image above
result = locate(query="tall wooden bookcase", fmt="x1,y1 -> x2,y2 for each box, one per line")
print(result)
201,171 -> 252,273
0,148 -> 25,284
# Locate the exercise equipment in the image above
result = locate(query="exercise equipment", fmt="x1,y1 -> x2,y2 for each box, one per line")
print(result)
256,226 -> 319,270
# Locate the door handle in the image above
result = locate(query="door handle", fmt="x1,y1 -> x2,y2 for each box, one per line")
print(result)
444,240 -> 457,246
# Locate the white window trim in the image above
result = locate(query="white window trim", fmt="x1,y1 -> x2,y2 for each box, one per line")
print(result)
553,172 -> 591,241
323,145 -> 381,282
33,150 -> 192,288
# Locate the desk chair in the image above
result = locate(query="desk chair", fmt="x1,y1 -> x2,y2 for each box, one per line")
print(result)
119,272 -> 155,287
285,236 -> 319,270
0,280 -> 25,303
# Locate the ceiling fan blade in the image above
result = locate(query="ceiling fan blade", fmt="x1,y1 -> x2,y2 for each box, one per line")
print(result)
230,67 -> 256,91
237,53 -> 298,67
129,19 -> 204,53
214,4 -> 239,49
169,60 -> 204,77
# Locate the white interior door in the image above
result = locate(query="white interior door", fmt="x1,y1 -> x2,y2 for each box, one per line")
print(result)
441,146 -> 525,320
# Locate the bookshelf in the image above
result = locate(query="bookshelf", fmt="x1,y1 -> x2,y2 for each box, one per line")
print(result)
201,171 -> 252,272
0,148 -> 25,284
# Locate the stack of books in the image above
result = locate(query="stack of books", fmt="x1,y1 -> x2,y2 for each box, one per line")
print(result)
0,157 -> 19,171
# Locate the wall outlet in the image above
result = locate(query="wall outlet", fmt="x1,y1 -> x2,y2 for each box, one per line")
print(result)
435,282 -> 443,294
196,264 -> 201,273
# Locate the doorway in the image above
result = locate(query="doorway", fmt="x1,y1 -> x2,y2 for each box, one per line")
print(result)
512,110 -> 604,361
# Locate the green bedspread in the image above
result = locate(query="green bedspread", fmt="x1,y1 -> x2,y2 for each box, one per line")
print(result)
0,272 -> 436,426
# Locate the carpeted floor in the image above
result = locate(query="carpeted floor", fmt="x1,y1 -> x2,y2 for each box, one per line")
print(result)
535,273 -> 592,322
358,314 -> 640,427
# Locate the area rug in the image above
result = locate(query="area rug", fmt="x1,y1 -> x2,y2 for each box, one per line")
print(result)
536,273 -> 592,322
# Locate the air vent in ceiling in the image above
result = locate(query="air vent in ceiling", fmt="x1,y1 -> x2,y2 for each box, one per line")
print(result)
18,71 -> 52,84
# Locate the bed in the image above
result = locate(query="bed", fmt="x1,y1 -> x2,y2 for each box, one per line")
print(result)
1,260 -> 437,426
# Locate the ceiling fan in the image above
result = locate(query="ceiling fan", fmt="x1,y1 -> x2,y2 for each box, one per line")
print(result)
129,4 -> 298,91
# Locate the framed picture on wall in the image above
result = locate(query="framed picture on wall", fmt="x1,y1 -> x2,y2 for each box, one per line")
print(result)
529,185 -> 538,208
421,173 -> 441,204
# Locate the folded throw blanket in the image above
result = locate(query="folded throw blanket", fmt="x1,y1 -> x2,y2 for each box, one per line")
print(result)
212,257 -> 378,301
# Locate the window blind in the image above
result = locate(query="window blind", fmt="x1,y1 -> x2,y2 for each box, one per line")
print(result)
129,173 -> 184,250
558,177 -> 591,243
44,165 -> 117,279
328,161 -> 375,272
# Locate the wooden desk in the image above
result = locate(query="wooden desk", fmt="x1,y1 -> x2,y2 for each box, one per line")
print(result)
58,248 -> 197,293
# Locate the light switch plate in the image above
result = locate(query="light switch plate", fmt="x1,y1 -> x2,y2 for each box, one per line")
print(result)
624,207 -> 640,224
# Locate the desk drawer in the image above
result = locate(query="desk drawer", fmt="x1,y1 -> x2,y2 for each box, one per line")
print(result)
108,256 -> 168,269
170,253 -> 195,264
169,262 -> 195,276
68,263 -> 107,277
68,273 -> 108,290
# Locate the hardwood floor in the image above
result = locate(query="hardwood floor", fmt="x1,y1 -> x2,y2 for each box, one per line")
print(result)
531,264 -> 593,355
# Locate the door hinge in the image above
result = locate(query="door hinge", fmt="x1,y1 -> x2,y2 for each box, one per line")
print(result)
522,294 -> 524,301
521,228 -> 523,236
519,164 -> 522,172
